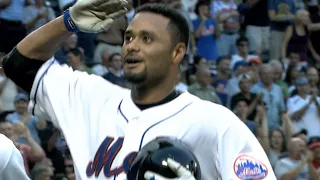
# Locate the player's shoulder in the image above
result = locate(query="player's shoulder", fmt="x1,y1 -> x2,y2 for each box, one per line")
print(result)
0,134 -> 15,171
186,93 -> 251,135
186,95 -> 260,146
186,93 -> 240,124
48,57 -> 130,94
0,134 -> 14,151
190,94 -> 235,116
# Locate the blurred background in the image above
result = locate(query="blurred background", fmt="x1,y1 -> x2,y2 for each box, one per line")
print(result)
1,0 -> 320,179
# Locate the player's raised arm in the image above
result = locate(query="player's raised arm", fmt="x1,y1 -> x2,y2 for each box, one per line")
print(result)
1,0 -> 128,94
0,0 -> 128,126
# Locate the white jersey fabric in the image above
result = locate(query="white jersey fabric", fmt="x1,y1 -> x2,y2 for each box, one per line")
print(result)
0,134 -> 30,180
28,58 -> 276,180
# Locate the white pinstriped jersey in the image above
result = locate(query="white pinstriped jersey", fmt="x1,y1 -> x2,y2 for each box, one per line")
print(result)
28,58 -> 276,180
0,134 -> 30,180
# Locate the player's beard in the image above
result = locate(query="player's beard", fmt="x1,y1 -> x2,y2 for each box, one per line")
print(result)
124,68 -> 147,84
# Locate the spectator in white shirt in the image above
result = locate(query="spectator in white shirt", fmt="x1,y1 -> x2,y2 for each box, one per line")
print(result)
287,76 -> 320,139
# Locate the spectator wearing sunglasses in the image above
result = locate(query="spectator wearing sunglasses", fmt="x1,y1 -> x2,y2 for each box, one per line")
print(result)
230,37 -> 259,71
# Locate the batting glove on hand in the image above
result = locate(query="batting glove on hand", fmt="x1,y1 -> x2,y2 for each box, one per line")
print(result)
144,158 -> 197,180
66,0 -> 128,33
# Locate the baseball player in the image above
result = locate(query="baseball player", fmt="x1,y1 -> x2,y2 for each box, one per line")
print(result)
0,134 -> 30,180
1,0 -> 276,179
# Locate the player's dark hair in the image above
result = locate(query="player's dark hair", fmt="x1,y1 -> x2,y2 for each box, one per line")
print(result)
135,3 -> 189,47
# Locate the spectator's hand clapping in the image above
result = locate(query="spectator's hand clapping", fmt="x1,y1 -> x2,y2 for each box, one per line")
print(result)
256,92 -> 264,101
281,111 -> 290,121
304,17 -> 312,25
311,90 -> 318,102
39,9 -> 49,19
192,46 -> 197,55
67,173 -> 76,180
37,9 -> 48,20
255,105 -> 266,126
200,13 -> 207,21
13,122 -> 30,138
21,113 -> 31,124
287,13 -> 295,20
216,11 -> 223,21
256,105 -> 266,118
305,150 -> 314,163
19,125 -> 31,139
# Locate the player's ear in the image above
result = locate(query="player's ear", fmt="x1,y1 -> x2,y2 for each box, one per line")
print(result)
171,42 -> 186,65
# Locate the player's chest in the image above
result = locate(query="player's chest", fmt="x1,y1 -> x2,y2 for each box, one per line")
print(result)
85,109 -> 195,180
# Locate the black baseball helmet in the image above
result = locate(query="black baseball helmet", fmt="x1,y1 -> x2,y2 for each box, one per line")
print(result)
127,136 -> 201,180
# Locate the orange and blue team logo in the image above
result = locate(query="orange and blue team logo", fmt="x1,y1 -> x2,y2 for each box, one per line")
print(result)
233,154 -> 268,179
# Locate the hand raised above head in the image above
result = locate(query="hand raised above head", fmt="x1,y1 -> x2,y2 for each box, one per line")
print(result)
65,0 -> 128,33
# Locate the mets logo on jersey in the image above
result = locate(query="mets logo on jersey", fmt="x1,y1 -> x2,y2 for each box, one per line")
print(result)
85,137 -> 138,178
233,154 -> 268,179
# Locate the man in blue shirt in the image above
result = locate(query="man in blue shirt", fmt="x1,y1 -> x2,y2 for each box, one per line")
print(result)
250,64 -> 286,130
6,93 -> 46,145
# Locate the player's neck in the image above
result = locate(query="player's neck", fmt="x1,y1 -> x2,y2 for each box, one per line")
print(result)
131,80 -> 176,105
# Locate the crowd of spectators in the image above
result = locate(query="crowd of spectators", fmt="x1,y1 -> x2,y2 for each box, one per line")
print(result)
1,0 -> 320,179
